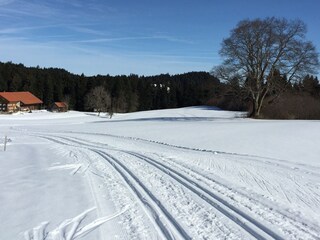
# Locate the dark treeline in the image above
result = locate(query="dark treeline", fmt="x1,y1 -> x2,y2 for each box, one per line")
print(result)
212,71 -> 320,119
261,74 -> 320,119
1,61 -> 320,119
0,61 -> 221,113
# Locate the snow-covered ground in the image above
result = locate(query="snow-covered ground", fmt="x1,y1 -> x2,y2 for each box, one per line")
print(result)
1,107 -> 319,239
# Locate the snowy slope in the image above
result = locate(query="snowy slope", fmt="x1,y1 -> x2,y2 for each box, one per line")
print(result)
1,107 -> 319,239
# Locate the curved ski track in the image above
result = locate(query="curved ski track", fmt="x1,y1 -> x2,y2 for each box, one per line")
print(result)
33,133 -> 313,239
37,135 -> 191,240
61,130 -> 320,178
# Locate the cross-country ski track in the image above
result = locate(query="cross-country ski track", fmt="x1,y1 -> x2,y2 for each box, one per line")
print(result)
2,108 -> 320,240
30,131 -> 320,240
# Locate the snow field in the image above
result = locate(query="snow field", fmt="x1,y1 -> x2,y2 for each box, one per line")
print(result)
34,132 -> 319,239
1,107 -> 320,239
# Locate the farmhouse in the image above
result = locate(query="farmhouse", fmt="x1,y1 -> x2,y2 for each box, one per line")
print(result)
51,102 -> 68,112
0,91 -> 43,113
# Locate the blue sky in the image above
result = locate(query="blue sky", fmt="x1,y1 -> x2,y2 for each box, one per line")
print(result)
0,0 -> 319,76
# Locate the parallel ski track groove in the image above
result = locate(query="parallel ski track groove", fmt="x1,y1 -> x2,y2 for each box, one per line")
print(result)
59,134 -> 320,238
17,127 -> 320,177
38,135 -> 191,240
124,151 -> 284,240
61,130 -> 320,177
92,149 -> 192,240
36,134 -> 306,240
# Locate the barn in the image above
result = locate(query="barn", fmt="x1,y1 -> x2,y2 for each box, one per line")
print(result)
51,102 -> 68,112
0,91 -> 43,113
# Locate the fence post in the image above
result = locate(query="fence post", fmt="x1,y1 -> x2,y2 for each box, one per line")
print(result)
4,135 -> 7,151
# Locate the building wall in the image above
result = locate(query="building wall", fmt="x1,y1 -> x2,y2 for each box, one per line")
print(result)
0,101 -> 19,113
0,102 -> 7,112
0,97 -> 8,112
0,101 -> 41,113
52,106 -> 67,112
21,104 -> 41,111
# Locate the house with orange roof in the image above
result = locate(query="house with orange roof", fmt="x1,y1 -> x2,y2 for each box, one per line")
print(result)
0,91 -> 43,113
51,102 -> 68,112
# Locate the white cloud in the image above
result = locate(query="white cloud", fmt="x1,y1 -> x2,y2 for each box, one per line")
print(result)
67,35 -> 194,45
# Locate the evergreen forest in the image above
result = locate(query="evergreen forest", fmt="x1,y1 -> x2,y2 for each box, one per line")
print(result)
0,61 -> 320,119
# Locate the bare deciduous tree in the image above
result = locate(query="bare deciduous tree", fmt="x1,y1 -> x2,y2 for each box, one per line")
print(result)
213,17 -> 319,117
85,86 -> 112,117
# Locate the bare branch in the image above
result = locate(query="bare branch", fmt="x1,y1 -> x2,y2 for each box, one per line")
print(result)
212,17 -> 319,117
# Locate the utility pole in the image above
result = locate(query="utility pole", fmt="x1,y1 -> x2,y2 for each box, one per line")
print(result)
4,135 -> 7,151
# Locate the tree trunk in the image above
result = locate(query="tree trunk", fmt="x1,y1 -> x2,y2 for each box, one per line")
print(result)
250,98 -> 261,118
